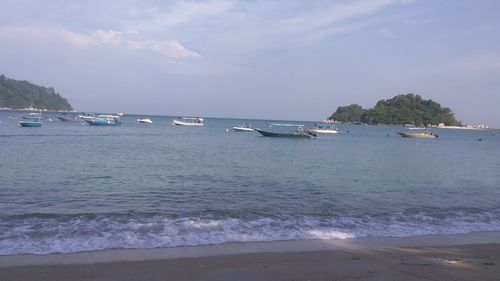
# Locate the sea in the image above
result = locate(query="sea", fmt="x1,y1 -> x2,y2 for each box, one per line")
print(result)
1,110 -> 499,255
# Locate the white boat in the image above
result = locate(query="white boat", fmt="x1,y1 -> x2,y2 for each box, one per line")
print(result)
117,112 -> 124,117
172,117 -> 204,126
137,118 -> 153,124
308,126 -> 338,134
232,123 -> 254,132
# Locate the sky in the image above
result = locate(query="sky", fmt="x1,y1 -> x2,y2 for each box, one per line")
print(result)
1,0 -> 499,126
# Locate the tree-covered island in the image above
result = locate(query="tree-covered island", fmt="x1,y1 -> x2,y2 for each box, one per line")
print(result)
0,74 -> 73,111
329,94 -> 459,126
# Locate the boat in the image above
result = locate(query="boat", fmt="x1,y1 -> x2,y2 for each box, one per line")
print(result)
19,113 -> 42,127
137,118 -> 153,124
57,113 -> 83,122
79,113 -> 95,120
269,123 -> 304,127
117,112 -> 124,117
19,120 -> 42,127
308,126 -> 338,134
232,123 -> 254,132
21,112 -> 44,120
86,115 -> 121,126
171,117 -> 204,126
398,130 -> 438,139
255,128 -> 316,138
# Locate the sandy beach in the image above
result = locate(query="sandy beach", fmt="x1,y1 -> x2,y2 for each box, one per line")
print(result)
1,232 -> 499,281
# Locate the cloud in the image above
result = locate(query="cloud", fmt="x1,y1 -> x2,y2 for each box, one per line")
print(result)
0,26 -> 96,48
279,0 -> 410,33
126,39 -> 201,60
148,0 -> 234,28
0,26 -> 201,60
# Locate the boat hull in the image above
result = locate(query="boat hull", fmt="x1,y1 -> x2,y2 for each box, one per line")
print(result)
86,118 -> 120,126
137,119 -> 153,124
232,127 -> 254,132
255,128 -> 315,138
398,132 -> 437,139
57,116 -> 81,122
19,121 -> 41,127
172,119 -> 204,126
309,129 -> 338,134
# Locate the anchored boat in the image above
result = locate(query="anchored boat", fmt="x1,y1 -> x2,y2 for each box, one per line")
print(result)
137,118 -> 153,124
255,128 -> 316,138
19,113 -> 42,127
171,117 -> 204,126
232,123 -> 254,132
86,115 -> 121,126
308,126 -> 338,134
398,129 -> 438,139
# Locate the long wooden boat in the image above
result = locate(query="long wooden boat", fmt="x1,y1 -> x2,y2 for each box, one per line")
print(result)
398,132 -> 438,139
255,128 -> 316,138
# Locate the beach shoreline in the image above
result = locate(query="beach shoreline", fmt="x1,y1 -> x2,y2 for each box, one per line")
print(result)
1,232 -> 499,280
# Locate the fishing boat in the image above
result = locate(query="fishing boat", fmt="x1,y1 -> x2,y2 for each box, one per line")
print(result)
86,115 -> 121,126
255,128 -> 316,138
232,123 -> 254,132
308,126 -> 338,134
398,129 -> 438,139
171,117 -> 204,126
137,118 -> 153,124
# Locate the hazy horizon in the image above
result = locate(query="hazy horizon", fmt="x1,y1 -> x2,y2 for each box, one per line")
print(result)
1,0 -> 499,126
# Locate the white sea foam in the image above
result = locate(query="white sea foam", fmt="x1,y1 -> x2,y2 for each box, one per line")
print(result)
1,209 -> 500,255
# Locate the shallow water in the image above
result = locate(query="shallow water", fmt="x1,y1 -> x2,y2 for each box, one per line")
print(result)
1,111 -> 499,255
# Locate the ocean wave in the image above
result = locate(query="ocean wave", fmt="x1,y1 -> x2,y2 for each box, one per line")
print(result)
1,208 -> 500,255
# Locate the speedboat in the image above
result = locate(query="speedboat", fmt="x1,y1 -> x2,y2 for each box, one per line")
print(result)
137,118 -> 153,124
19,120 -> 42,127
308,126 -> 338,134
255,128 -> 316,138
232,123 -> 254,132
86,115 -> 121,126
19,113 -> 43,127
172,117 -> 204,126
398,130 -> 438,139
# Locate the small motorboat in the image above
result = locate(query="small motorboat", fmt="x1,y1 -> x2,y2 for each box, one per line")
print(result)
19,120 -> 42,127
308,126 -> 338,134
398,130 -> 438,139
57,114 -> 83,122
232,123 -> 254,132
172,117 -> 204,126
86,115 -> 121,126
137,118 -> 153,124
255,128 -> 316,138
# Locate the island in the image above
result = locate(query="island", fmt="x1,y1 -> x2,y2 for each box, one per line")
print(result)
0,74 -> 73,111
328,94 -> 459,126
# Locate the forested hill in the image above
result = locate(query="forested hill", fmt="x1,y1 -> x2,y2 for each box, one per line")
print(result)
0,75 -> 73,111
329,94 -> 459,126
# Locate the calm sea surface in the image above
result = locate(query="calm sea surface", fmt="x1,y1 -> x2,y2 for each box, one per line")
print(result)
1,111 -> 499,255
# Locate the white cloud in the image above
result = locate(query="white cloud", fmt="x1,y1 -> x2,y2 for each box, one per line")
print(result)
279,0 -> 409,33
0,26 -> 96,48
91,30 -> 123,45
127,39 -> 201,60
149,0 -> 234,27
0,26 -> 201,60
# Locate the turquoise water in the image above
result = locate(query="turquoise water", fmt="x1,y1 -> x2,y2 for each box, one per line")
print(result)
1,111 -> 499,255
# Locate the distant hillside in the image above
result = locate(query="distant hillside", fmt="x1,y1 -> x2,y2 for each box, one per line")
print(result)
0,75 -> 73,111
329,94 -> 459,126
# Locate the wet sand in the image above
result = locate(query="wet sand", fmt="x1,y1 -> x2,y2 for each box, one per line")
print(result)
1,233 -> 499,281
